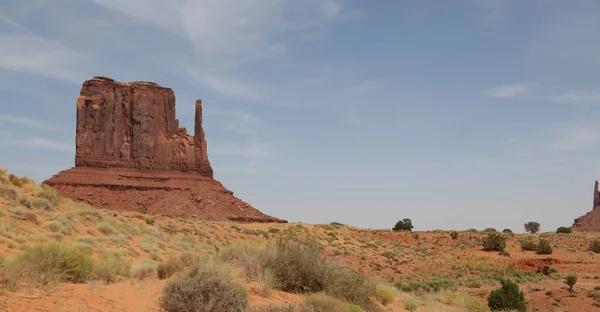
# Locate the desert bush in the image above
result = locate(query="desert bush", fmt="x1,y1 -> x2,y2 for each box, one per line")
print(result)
14,242 -> 94,284
392,218 -> 413,232
36,186 -> 59,208
8,174 -> 29,187
524,221 -> 540,234
0,185 -> 17,200
484,228 -> 497,232
132,260 -> 158,280
520,240 -> 537,251
502,228 -> 513,234
266,238 -> 376,310
403,297 -> 418,312
253,268 -> 278,297
487,279 -> 526,311
450,231 -> 459,240
589,240 -> 600,253
159,261 -> 248,312
556,226 -> 572,234
158,252 -> 199,280
565,274 -> 577,292
220,242 -> 276,280
97,223 -> 117,235
482,233 -> 506,252
536,239 -> 553,255
375,285 -> 396,306
301,293 -> 364,312
19,196 -> 32,208
94,255 -> 131,284
45,221 -> 66,233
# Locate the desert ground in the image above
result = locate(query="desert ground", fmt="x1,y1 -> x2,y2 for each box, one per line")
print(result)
1,169 -> 600,312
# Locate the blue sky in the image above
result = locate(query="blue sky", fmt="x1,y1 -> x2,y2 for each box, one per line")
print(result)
1,0 -> 600,232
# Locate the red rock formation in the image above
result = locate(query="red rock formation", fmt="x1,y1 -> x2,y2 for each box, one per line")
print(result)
44,77 -> 286,223
572,180 -> 600,231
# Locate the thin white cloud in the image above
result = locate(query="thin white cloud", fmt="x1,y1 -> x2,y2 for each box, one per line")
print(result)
211,141 -> 276,158
0,137 -> 74,151
207,108 -> 265,136
487,83 -> 531,98
90,0 -> 345,101
0,14 -> 34,34
0,34 -> 87,83
547,92 -> 600,105
0,114 -> 53,129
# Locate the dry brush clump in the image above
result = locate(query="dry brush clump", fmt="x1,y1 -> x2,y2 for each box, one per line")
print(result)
159,259 -> 248,312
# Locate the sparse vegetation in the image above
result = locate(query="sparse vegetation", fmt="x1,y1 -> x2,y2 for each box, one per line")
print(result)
536,239 -> 553,255
159,260 -> 248,312
502,228 -> 513,234
482,233 -> 506,252
590,240 -> 600,253
450,231 -> 459,240
487,279 -> 526,312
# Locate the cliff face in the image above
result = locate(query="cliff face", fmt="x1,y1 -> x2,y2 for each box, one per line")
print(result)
74,77 -> 212,176
44,77 -> 286,223
572,180 -> 600,231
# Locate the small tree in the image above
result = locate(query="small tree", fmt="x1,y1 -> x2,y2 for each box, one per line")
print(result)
450,231 -> 459,240
556,227 -> 572,234
484,228 -> 497,233
392,219 -> 413,232
536,239 -> 553,255
502,229 -> 513,234
482,233 -> 506,252
487,279 -> 526,312
524,222 -> 540,234
565,274 -> 577,293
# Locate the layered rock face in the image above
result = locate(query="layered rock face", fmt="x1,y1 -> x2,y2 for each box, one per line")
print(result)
572,180 -> 600,231
44,77 -> 286,223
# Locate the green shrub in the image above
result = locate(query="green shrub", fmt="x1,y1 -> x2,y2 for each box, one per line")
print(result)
403,298 -> 418,312
266,238 -> 376,310
301,293 -> 364,312
590,240 -> 600,254
524,221 -> 540,234
487,279 -> 526,311
375,286 -> 396,305
132,260 -> 158,280
484,228 -> 497,232
392,218 -> 413,232
159,262 -> 248,312
556,227 -> 572,234
536,239 -> 553,255
502,229 -> 513,234
94,255 -> 131,284
565,274 -> 577,292
450,231 -> 459,240
520,240 -> 537,251
158,252 -> 199,280
15,242 -> 94,284
482,233 -> 506,252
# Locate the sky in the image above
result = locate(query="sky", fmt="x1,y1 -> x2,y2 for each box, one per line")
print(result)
1,0 -> 600,233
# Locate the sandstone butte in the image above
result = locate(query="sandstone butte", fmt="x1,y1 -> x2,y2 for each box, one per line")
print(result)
572,180 -> 600,231
44,76 -> 286,223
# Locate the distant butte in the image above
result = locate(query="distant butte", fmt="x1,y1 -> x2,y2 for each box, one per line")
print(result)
572,180 -> 600,231
44,76 -> 286,223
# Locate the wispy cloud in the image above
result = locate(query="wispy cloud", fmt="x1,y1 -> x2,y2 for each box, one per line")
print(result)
487,83 -> 532,98
211,141 -> 276,158
207,108 -> 265,136
0,137 -> 73,151
0,114 -> 53,129
90,0 -> 346,101
547,92 -> 600,105
216,162 -> 275,175
0,34 -> 87,83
